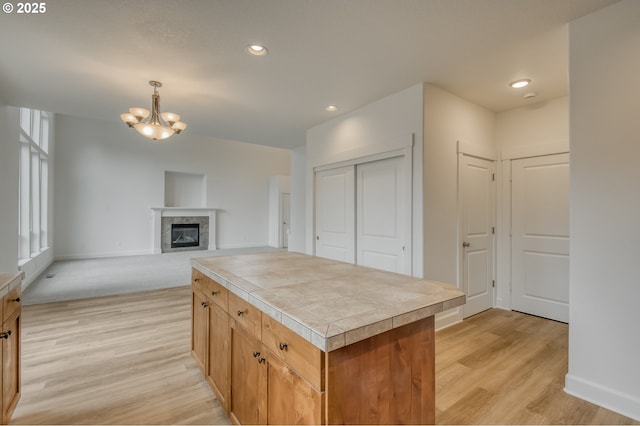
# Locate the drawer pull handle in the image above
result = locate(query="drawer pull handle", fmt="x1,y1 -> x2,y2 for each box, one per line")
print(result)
12,297 -> 20,303
253,351 -> 260,358
201,302 -> 209,308
211,291 -> 219,296
237,310 -> 245,317
258,356 -> 266,364
0,330 -> 11,339
279,342 -> 288,351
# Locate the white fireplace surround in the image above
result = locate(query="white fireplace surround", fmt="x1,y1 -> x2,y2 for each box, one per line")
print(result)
151,207 -> 218,254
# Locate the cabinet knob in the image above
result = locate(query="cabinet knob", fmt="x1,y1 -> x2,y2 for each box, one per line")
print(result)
462,241 -> 470,248
253,351 -> 260,358
258,356 -> 266,364
279,342 -> 288,351
12,297 -> 20,303
201,302 -> 209,308
211,291 -> 219,296
0,330 -> 11,339
237,310 -> 245,317
194,278 -> 200,283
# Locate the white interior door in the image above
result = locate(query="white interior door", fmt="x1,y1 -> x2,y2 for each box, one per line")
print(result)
511,153 -> 570,323
460,155 -> 495,318
356,156 -> 410,274
281,193 -> 290,248
315,166 -> 355,263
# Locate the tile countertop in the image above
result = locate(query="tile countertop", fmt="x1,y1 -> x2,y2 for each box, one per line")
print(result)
0,272 -> 24,298
192,252 -> 465,352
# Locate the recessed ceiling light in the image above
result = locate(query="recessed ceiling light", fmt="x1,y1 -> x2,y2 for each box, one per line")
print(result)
247,44 -> 268,56
325,105 -> 338,112
509,79 -> 531,89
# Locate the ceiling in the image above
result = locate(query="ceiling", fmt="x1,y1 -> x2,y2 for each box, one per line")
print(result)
0,0 -> 618,149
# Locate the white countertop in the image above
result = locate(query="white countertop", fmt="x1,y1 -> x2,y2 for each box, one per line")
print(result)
192,252 -> 465,351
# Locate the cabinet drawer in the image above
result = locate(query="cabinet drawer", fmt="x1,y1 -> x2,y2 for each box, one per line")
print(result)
262,315 -> 323,390
228,292 -> 261,340
192,269 -> 208,293
2,286 -> 21,323
205,278 -> 228,313
193,269 -> 228,313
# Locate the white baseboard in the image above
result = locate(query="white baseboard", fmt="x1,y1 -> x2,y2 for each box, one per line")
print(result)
565,374 -> 640,421
217,242 -> 269,250
495,297 -> 511,310
435,307 -> 463,331
54,250 -> 153,261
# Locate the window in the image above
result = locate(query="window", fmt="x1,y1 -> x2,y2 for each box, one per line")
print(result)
18,107 -> 49,263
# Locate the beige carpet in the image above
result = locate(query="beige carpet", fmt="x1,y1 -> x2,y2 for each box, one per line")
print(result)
22,246 -> 281,305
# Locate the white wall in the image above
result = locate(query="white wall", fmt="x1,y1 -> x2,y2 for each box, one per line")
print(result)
494,97 -> 569,309
54,114 -> 290,259
306,83 -> 424,276
422,84 -> 495,328
566,0 -> 640,420
288,145 -> 307,253
164,171 -> 205,207
0,106 -> 20,273
496,97 -> 569,151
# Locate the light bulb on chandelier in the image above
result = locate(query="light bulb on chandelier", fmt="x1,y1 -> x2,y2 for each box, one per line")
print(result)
120,81 -> 187,140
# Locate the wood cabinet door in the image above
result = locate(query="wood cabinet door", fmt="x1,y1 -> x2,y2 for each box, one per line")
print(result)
207,303 -> 229,412
191,290 -> 209,375
1,310 -> 20,424
267,352 -> 322,425
229,321 -> 266,425
1,287 -> 20,324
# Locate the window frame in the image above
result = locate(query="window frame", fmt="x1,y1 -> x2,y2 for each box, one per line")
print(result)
18,108 -> 50,265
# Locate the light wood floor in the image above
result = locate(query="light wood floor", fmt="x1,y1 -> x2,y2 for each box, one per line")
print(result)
12,286 -> 230,425
11,287 -> 638,425
436,309 -> 637,425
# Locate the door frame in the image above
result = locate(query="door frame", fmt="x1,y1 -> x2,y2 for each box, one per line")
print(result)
313,146 -> 413,275
456,143 -> 497,318
496,140 -> 569,311
281,192 -> 290,248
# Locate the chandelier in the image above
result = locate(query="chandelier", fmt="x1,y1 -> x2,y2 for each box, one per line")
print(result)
120,80 -> 187,140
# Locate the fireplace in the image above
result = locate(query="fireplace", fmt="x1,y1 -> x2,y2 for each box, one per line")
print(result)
153,209 -> 217,254
171,223 -> 200,248
160,215 -> 208,252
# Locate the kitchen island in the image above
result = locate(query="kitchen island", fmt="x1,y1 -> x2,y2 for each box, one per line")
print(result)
191,252 -> 465,425
0,272 -> 23,425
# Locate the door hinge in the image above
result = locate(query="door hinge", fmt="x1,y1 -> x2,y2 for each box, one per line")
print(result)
492,280 -> 495,288
492,226 -> 495,235
492,173 -> 495,181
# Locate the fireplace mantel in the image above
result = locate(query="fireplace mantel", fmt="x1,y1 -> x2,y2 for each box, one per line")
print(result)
151,207 -> 219,254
